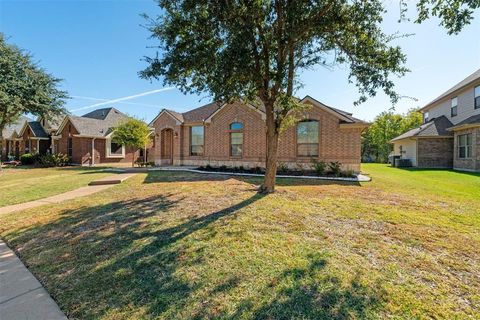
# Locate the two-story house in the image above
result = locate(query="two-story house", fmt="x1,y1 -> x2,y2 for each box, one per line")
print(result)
391,68 -> 480,172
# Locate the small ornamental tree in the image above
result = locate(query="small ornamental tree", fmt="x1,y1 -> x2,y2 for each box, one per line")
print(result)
112,118 -> 152,167
0,34 -> 67,165
141,0 -> 478,193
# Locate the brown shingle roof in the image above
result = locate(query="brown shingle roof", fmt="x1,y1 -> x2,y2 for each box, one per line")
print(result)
448,114 -> 480,130
61,108 -> 131,137
181,101 -> 223,122
2,116 -> 31,139
391,116 -> 453,142
152,96 -> 366,125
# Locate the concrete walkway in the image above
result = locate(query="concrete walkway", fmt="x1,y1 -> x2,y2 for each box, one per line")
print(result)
0,173 -> 136,216
0,240 -> 67,320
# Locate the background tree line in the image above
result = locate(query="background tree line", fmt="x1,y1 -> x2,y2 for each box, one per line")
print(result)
362,108 -> 423,163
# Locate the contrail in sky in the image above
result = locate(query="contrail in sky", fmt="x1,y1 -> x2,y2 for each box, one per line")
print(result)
71,87 -> 176,112
71,95 -> 164,108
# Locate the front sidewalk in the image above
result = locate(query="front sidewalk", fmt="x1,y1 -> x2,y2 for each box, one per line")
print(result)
0,240 -> 67,320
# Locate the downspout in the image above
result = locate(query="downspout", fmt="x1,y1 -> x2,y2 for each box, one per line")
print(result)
91,138 -> 96,166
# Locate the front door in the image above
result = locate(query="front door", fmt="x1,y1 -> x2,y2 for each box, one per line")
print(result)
160,128 -> 173,165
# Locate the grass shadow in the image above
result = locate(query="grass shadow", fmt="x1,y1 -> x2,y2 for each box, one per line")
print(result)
142,170 -> 362,187
5,191 -> 265,319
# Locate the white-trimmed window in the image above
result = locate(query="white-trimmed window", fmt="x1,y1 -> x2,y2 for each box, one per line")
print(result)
106,138 -> 125,158
230,122 -> 243,157
297,120 -> 319,157
424,112 -> 429,123
458,134 -> 472,159
475,86 -> 480,109
190,126 -> 204,156
451,97 -> 458,117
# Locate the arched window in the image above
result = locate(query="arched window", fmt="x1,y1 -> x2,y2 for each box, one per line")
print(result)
297,120 -> 319,157
230,122 -> 243,130
230,122 -> 243,157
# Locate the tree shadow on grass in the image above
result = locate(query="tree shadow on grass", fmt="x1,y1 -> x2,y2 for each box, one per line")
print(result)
6,191 -> 266,319
191,254 -> 386,320
249,257 -> 387,320
142,170 -> 361,187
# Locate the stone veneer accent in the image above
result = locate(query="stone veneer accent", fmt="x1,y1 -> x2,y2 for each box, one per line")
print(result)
453,127 -> 480,172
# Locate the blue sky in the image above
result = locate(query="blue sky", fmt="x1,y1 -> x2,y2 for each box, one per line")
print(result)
1,0 -> 479,122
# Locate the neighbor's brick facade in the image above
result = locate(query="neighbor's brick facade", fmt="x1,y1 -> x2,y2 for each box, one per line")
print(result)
417,138 -> 454,168
151,101 -> 365,171
56,119 -> 139,165
453,127 -> 480,171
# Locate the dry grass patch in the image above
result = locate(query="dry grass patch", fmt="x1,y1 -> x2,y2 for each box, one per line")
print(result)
0,165 -> 479,319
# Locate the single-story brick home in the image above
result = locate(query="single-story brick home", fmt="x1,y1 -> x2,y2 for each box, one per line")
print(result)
149,96 -> 369,172
1,108 -> 146,166
55,108 -> 142,165
391,68 -> 480,171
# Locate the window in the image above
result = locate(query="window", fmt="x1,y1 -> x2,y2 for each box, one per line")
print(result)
110,142 -> 123,155
458,134 -> 472,159
424,112 -> 429,123
67,137 -> 73,158
451,97 -> 458,117
230,122 -> 243,157
106,138 -> 125,158
475,86 -> 480,109
190,126 -> 204,156
297,120 -> 319,157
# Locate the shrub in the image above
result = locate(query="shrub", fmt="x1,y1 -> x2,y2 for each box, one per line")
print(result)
20,153 -> 37,165
277,162 -> 289,173
36,153 -> 69,167
328,161 -> 342,176
310,158 -> 327,175
294,162 -> 305,175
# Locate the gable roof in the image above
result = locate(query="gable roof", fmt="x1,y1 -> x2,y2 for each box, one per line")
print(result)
2,116 -> 31,139
26,121 -> 49,138
150,96 -> 367,126
37,113 -> 66,131
182,101 -> 223,122
447,114 -> 480,131
391,116 -> 454,142
421,68 -> 480,112
57,108 -> 131,138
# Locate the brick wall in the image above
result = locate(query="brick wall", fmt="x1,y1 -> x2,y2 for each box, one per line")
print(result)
151,102 -> 364,171
417,138 -> 453,168
56,119 -> 139,166
453,127 -> 480,171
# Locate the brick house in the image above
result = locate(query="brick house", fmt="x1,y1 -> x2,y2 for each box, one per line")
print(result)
391,68 -> 480,171
1,108 -> 146,166
1,116 -> 31,161
54,108 -> 141,166
149,95 -> 368,172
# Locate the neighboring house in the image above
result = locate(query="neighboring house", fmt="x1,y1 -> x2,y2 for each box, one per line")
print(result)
1,116 -> 31,161
55,107 -> 141,165
391,68 -> 480,171
2,108 -> 145,166
149,96 -> 368,172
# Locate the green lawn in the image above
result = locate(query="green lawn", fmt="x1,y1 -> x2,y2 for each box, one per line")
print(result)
0,164 -> 479,319
0,166 -> 111,206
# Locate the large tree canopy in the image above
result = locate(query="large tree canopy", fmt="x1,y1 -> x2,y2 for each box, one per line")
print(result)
362,109 -> 423,163
141,0 -> 477,192
0,34 -> 67,142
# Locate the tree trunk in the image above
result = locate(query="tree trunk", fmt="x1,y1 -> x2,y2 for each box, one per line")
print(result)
259,102 -> 279,193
